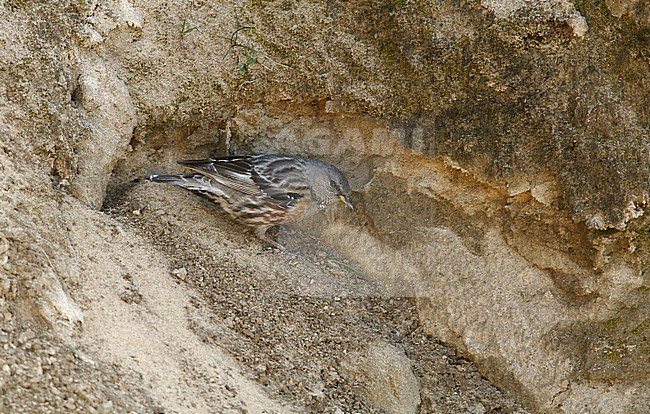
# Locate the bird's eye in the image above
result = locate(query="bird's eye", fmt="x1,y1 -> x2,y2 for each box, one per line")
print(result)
329,179 -> 337,189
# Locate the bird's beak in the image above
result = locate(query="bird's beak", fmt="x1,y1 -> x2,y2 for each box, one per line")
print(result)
339,194 -> 354,210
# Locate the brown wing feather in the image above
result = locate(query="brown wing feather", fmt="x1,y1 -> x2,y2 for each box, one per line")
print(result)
177,155 -> 308,208
177,157 -> 261,197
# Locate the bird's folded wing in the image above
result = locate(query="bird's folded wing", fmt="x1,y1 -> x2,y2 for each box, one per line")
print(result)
178,157 -> 262,197
177,156 -> 312,206
250,156 -> 311,194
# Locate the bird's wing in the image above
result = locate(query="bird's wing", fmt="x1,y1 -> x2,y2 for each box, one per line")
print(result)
177,155 -> 307,207
249,155 -> 312,205
177,156 -> 261,197
250,155 -> 311,191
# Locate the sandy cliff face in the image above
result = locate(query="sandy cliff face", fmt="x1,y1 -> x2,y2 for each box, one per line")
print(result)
1,1 -> 648,413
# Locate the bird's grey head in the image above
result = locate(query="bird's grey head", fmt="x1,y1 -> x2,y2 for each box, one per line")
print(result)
308,161 -> 353,209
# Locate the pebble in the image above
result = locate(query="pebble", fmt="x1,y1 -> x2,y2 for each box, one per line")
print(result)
171,267 -> 188,280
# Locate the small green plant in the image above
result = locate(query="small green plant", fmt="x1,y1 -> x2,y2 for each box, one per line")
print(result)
179,18 -> 196,36
604,317 -> 622,331
218,26 -> 258,74
238,51 -> 257,74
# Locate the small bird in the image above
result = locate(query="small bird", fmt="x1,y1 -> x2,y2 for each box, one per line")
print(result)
148,154 -> 353,248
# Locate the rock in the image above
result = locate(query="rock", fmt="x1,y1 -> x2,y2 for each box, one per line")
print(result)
341,340 -> 421,414
68,53 -> 137,208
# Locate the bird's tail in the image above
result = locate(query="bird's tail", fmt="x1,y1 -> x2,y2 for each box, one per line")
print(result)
148,173 -> 190,183
148,173 -> 226,199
